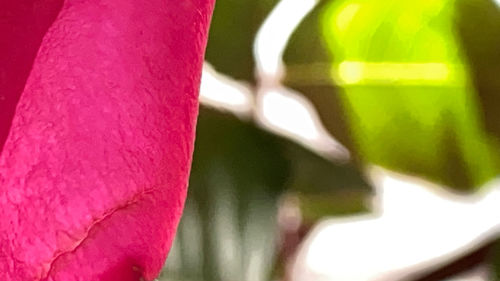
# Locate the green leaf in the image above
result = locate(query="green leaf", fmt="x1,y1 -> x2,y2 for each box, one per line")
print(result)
285,0 -> 500,191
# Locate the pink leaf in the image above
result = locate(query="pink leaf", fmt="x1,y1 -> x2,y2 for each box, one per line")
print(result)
0,1 -> 214,280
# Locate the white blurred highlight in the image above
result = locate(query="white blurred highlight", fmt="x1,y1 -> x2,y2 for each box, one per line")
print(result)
259,90 -> 319,141
200,64 -> 254,118
253,0 -> 349,160
200,0 -> 348,161
253,0 -> 317,81
255,87 -> 349,160
291,168 -> 500,281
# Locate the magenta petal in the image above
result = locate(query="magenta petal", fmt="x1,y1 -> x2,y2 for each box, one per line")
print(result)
0,0 -> 64,151
0,0 -> 214,280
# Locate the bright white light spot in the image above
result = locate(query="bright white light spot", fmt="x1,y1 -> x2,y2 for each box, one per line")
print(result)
200,63 -> 253,117
338,61 -> 363,84
260,90 -> 319,141
292,168 -> 500,281
256,87 -> 349,160
254,0 -> 317,80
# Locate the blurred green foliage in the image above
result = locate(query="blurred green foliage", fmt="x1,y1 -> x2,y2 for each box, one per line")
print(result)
162,107 -> 289,281
205,0 -> 279,83
161,107 -> 371,281
164,0 -> 500,280
285,0 -> 500,191
456,0 -> 500,141
283,0 -> 355,159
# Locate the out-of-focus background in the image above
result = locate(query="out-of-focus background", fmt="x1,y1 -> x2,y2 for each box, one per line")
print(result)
160,0 -> 500,280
